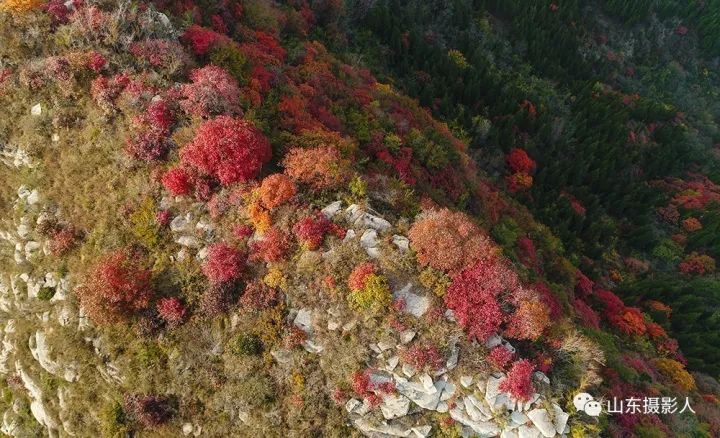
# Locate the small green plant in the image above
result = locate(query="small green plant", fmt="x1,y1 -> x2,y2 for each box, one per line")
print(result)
37,287 -> 55,301
100,401 -> 129,438
209,43 -> 248,84
230,333 -> 264,356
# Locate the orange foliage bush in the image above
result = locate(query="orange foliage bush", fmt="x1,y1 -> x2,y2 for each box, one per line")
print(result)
0,0 -> 43,12
259,173 -> 297,209
408,208 -> 497,274
682,217 -> 703,232
505,300 -> 550,341
283,146 -> 351,191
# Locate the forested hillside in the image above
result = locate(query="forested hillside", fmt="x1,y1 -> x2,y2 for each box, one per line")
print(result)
0,1 -> 718,437
318,0 -> 720,379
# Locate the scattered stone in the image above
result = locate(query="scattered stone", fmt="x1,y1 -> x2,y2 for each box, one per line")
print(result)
343,229 -> 356,242
302,340 -> 324,354
460,375 -> 473,388
392,235 -> 410,251
346,204 -> 392,231
393,283 -> 431,317
360,229 -> 378,248
175,235 -> 201,248
518,424 -> 541,438
321,201 -> 343,218
402,363 -> 416,378
527,409 -> 556,438
293,308 -> 313,334
386,355 -> 400,371
552,403 -> 569,435
377,339 -> 395,352
31,104 -> 42,116
380,394 -> 410,419
400,330 -> 416,344
270,349 -> 292,364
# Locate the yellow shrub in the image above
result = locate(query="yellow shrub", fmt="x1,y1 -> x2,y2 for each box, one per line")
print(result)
419,267 -> 451,297
653,358 -> 695,392
348,274 -> 392,312
264,267 -> 287,291
0,0 -> 43,13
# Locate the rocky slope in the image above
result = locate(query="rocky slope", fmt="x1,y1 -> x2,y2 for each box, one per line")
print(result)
0,1 -> 716,437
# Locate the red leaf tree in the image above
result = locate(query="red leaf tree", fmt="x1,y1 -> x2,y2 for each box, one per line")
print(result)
499,359 -> 536,401
444,258 -> 520,341
76,250 -> 153,325
506,148 -> 536,173
202,242 -> 246,284
156,297 -> 187,327
162,167 -> 193,196
293,213 -> 344,250
180,116 -> 271,185
250,227 -> 292,263
180,65 -> 241,118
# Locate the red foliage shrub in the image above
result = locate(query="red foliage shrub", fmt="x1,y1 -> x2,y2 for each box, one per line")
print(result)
162,167 -> 193,196
251,227 -> 292,262
240,280 -> 280,310
517,236 -> 538,271
87,51 -> 107,73
155,209 -> 171,226
130,39 -> 190,70
258,174 -> 296,209
49,227 -> 79,255
233,224 -> 254,240
572,298 -> 600,329
499,359 -> 536,401
348,262 -> 376,291
144,99 -> 175,134
125,128 -> 172,161
90,72 -> 129,111
350,369 -> 396,406
77,250 -> 153,325
682,217 -> 702,232
292,213 -> 344,250
180,65 -> 241,118
180,116 -> 271,185
408,208 -> 498,275
283,146 -> 351,191
284,326 -> 308,349
488,346 -> 514,369
182,25 -> 231,56
400,344 -> 444,372
202,242 -> 246,284
123,394 -> 174,427
646,322 -> 667,339
445,259 -> 519,341
679,252 -> 716,275
575,270 -> 594,298
156,297 -> 187,327
534,282 -> 562,319
596,289 -> 625,314
507,148 -> 536,173
44,0 -> 72,24
610,307 -> 647,336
